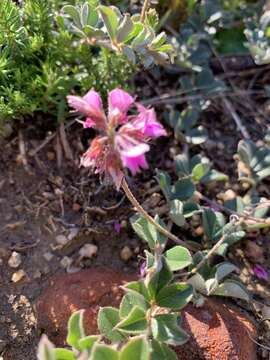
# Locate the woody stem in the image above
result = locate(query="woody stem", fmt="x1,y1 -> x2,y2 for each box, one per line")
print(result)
121,177 -> 192,250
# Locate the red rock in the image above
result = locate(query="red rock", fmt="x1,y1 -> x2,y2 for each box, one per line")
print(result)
178,299 -> 257,360
35,267 -> 135,345
36,268 -> 257,359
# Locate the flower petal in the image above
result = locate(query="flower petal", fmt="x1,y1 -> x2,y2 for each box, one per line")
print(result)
121,154 -> 148,175
134,104 -> 167,138
67,90 -> 105,129
109,88 -> 134,115
83,89 -> 103,112
120,142 -> 150,157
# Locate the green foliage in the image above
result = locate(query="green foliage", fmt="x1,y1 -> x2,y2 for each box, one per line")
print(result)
61,2 -> 174,68
237,139 -> 270,186
0,0 -> 132,131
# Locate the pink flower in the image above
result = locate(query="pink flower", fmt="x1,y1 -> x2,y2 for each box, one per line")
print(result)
134,104 -> 167,138
67,89 -> 106,130
253,264 -> 268,280
67,88 -> 166,188
109,89 -> 134,123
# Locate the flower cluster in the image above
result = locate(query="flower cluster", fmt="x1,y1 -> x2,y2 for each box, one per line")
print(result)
67,88 -> 166,188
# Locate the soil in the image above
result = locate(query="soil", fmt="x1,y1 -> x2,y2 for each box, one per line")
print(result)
1,67 -> 270,359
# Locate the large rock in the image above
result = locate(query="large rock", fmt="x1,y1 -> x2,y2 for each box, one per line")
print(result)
35,267 -> 135,345
178,299 -> 257,360
36,268 -> 257,359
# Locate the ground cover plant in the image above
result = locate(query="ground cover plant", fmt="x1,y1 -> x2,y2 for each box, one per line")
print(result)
1,0 -> 270,359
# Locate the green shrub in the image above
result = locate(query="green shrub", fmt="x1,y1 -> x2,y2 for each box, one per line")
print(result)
0,0 -> 133,131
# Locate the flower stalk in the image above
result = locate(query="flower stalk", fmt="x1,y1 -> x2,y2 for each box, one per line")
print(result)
121,177 -> 192,250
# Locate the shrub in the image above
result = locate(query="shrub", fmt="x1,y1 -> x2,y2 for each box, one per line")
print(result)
0,0 -> 133,132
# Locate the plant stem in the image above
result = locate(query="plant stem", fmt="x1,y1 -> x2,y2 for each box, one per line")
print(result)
121,177 -> 193,250
188,219 -> 242,276
140,0 -> 151,23
196,191 -> 270,226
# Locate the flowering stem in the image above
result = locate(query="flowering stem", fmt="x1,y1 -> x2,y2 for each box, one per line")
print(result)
121,177 -> 193,250
140,0 -> 151,23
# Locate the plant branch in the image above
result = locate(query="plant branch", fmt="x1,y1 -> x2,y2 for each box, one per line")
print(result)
140,0 -> 151,23
121,177 -> 194,250
195,191 -> 270,226
189,219 -> 242,276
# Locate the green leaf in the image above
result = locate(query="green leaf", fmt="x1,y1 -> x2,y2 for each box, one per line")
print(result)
116,15 -> 134,43
98,307 -> 125,342
66,311 -> 85,350
151,314 -> 189,346
155,171 -> 171,201
62,5 -> 81,28
116,306 -> 147,334
171,178 -> 195,201
201,169 -> 228,184
37,335 -> 55,360
130,215 -> 167,249
156,283 -> 193,309
124,280 -> 150,301
165,246 -> 192,271
185,126 -> 208,145
175,154 -> 190,177
169,200 -> 186,227
214,262 -> 239,282
98,5 -> 119,41
192,163 -> 210,182
78,335 -> 99,352
120,337 -> 150,360
183,202 -> 201,218
90,344 -> 119,360
54,349 -> 76,360
213,280 -> 250,301
202,209 -> 225,242
151,340 -> 177,360
119,292 -> 150,319
146,257 -> 173,300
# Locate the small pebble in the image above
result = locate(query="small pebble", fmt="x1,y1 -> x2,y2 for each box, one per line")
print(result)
33,270 -> 42,279
12,270 -> 26,283
43,252 -> 54,262
120,246 -> 133,262
79,244 -> 98,259
68,228 -> 79,241
60,256 -> 73,269
55,235 -> 69,246
8,252 -> 22,269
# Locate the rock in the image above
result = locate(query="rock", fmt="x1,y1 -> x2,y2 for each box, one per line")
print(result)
36,269 -> 257,360
177,298 -> 257,360
11,270 -> 26,283
60,256 -> 72,269
8,252 -> 22,268
55,235 -> 69,246
35,268 -> 135,345
79,244 -> 98,259
120,246 -> 133,262
43,252 -> 54,262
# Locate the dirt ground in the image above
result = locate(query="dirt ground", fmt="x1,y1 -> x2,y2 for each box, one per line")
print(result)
1,68 -> 270,359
